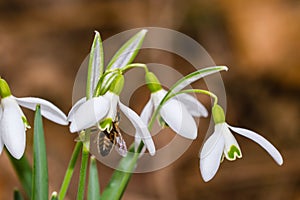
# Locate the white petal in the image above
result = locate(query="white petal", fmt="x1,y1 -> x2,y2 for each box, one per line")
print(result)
69,97 -> 109,133
200,124 -> 225,182
151,89 -> 167,108
103,92 -> 119,120
15,97 -> 68,125
118,101 -> 155,155
175,93 -> 208,117
160,99 -> 197,139
135,99 -> 153,154
0,136 -> 3,155
228,124 -> 283,165
68,97 -> 86,122
0,107 -> 3,155
222,124 -> 242,161
140,99 -> 154,124
0,97 -> 26,159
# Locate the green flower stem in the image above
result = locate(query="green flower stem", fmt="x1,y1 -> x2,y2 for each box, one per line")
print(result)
76,144 -> 90,200
58,142 -> 82,200
171,89 -> 218,106
122,63 -> 149,73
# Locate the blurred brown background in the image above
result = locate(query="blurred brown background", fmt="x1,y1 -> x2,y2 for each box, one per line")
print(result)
0,0 -> 300,199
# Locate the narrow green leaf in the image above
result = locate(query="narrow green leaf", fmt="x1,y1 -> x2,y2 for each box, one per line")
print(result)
13,189 -> 24,200
8,154 -> 32,198
87,31 -> 104,99
106,29 -> 147,70
171,66 -> 228,93
32,105 -> 48,200
101,144 -> 141,199
87,156 -> 100,200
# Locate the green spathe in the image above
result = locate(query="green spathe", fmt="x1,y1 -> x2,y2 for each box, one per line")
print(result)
145,72 -> 162,93
0,78 -> 12,98
212,104 -> 225,124
109,74 -> 124,95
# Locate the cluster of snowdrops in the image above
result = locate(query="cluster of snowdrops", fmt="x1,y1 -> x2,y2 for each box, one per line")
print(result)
0,29 -> 283,199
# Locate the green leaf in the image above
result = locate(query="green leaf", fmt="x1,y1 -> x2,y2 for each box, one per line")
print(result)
13,189 -> 24,200
106,29 -> 147,70
87,31 -> 104,99
32,105 -> 49,200
101,144 -> 140,199
171,66 -> 228,94
87,156 -> 100,200
8,154 -> 32,198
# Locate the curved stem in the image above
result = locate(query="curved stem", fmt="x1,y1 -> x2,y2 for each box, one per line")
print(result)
122,63 -> 149,73
171,89 -> 218,106
58,142 -> 82,200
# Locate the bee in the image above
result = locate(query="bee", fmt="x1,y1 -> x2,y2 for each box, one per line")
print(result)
96,116 -> 127,157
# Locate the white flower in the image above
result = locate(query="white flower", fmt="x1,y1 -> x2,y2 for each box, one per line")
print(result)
139,89 -> 208,140
200,122 -> 283,182
68,91 -> 155,155
0,96 -> 68,159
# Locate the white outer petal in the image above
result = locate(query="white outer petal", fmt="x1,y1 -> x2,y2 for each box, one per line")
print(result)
69,97 -> 109,133
160,99 -> 197,139
0,135 -> 3,155
135,99 -> 153,153
103,92 -> 119,120
118,101 -> 155,156
15,96 -> 68,125
68,97 -> 86,122
200,124 -> 225,182
151,89 -> 167,108
0,97 -> 26,159
0,107 -> 3,155
175,93 -> 208,117
228,124 -> 283,165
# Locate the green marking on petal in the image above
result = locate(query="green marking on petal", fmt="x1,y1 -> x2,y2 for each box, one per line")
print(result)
22,116 -> 31,130
99,118 -> 113,132
227,145 -> 242,161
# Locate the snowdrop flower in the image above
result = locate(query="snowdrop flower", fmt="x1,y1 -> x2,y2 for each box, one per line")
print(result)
0,78 -> 68,159
200,104 -> 283,182
139,72 -> 208,140
68,74 -> 155,155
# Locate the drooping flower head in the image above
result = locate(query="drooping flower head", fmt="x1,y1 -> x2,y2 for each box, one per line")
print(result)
0,78 -> 68,159
200,104 -> 283,182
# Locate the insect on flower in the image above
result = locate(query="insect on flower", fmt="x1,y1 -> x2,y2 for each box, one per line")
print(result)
96,113 -> 127,157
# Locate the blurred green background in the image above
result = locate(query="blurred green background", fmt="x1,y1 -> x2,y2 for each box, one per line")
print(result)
0,0 -> 299,199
